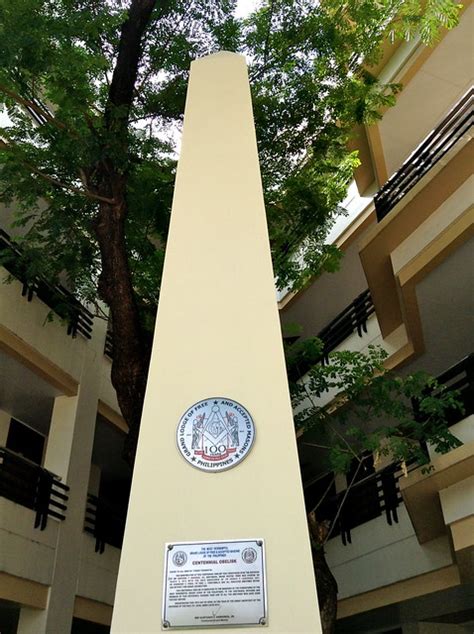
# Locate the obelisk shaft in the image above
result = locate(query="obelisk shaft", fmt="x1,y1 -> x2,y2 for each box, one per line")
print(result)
111,52 -> 322,633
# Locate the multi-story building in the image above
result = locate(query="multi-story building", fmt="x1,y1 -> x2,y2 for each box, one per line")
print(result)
280,5 -> 473,632
0,4 -> 472,633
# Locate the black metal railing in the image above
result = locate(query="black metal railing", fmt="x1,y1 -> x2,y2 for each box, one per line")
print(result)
374,88 -> 474,222
318,289 -> 375,364
0,446 -> 69,530
314,462 -> 404,546
24,94 -> 52,126
413,353 -> 474,427
104,329 -> 114,359
0,229 -> 93,339
288,289 -> 375,381
84,494 -> 127,553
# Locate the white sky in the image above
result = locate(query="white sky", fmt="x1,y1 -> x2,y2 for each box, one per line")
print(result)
235,0 -> 258,18
0,106 -> 10,128
0,0 -> 258,132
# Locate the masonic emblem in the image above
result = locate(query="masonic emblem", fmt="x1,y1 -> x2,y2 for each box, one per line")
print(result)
177,398 -> 255,472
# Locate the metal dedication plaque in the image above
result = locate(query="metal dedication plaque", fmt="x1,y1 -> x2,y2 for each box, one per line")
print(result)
162,539 -> 267,629
176,398 -> 255,472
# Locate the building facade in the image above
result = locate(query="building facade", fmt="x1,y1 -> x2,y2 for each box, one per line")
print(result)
281,5 -> 474,632
0,4 -> 473,633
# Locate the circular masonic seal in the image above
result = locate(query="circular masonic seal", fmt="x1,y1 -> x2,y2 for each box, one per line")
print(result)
242,547 -> 257,564
172,551 -> 187,567
176,398 -> 255,472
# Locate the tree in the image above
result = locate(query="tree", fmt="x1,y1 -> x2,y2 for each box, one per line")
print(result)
0,3 -> 463,631
0,0 -> 461,462
287,340 -> 463,633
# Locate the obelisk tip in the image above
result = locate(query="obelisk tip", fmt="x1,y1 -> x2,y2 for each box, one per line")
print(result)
192,50 -> 246,67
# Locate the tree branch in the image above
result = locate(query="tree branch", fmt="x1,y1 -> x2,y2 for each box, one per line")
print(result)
301,379 -> 361,462
0,82 -> 78,137
308,474 -> 337,515
324,456 -> 367,544
105,0 -> 158,133
29,165 -> 115,203
263,0 -> 275,67
134,5 -> 190,96
0,139 -> 114,203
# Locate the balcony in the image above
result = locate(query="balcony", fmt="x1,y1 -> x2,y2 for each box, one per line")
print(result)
0,446 -> 69,529
287,289 -> 375,381
0,447 -> 69,588
104,329 -> 114,359
400,355 -> 474,545
305,353 -> 473,602
423,353 -> 474,428
84,493 -> 127,553
374,87 -> 473,222
0,228 -> 93,339
308,461 -> 404,547
306,353 -> 473,538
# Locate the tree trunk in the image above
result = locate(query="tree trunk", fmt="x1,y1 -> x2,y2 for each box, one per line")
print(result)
93,192 -> 151,467
86,0 -> 158,467
312,545 -> 338,634
308,513 -> 338,634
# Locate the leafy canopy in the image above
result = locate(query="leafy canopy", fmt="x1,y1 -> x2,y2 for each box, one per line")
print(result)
0,0 -> 462,324
289,341 -> 463,474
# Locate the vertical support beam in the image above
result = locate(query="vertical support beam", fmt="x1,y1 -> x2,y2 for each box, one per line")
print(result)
88,463 -> 102,496
44,396 -> 79,480
17,607 -> 48,634
112,52 -> 321,633
366,123 -> 389,186
0,409 -> 10,445
27,317 -> 108,634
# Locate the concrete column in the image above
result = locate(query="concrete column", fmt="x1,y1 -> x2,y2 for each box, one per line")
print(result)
17,607 -> 48,634
20,316 -> 108,634
0,409 -> 11,445
88,463 -> 102,496
44,395 -> 80,480
112,52 -> 321,633
418,623 -> 470,633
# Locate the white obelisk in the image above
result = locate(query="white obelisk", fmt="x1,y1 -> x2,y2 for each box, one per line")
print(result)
111,52 -> 322,633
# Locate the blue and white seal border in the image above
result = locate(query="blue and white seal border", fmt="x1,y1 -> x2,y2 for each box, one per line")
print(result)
176,397 -> 256,472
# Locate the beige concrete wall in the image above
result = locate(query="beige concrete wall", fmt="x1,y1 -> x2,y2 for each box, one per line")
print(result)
42,314 -> 108,634
404,622 -> 469,634
337,564 -> 460,619
416,624 -> 470,634
391,176 -> 474,276
325,504 -> 453,599
0,269 -> 86,381
439,475 -> 474,526
378,5 -> 473,177
0,498 -> 59,586
77,534 -> 120,606
428,415 -> 474,460
0,268 -> 121,416
112,52 -> 321,633
0,572 -> 49,609
98,355 -> 121,415
0,408 -> 10,444
280,237 -> 371,339
293,315 -> 409,415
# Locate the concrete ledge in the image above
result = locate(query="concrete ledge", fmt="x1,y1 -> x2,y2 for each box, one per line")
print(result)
400,440 -> 474,543
0,571 -> 49,608
74,596 -> 113,626
0,322 -> 78,395
337,564 -> 460,619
